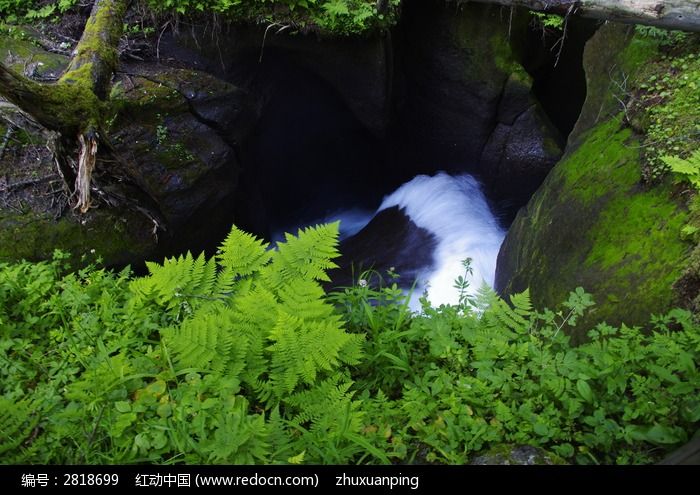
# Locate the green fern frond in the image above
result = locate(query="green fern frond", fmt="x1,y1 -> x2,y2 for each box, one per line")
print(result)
485,298 -> 530,335
216,227 -> 272,295
131,252 -> 217,311
265,223 -> 340,287
163,305 -> 241,374
285,376 -> 355,425
197,396 -> 271,464
661,150 -> 700,189
265,311 -> 363,400
277,278 -> 337,322
510,289 -> 533,317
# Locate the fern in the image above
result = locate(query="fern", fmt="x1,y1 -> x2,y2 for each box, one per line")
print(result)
163,304 -> 245,375
662,150 -> 700,189
264,223 -> 341,288
483,294 -> 532,335
0,398 -> 40,463
131,252 -> 217,313
216,227 -> 272,295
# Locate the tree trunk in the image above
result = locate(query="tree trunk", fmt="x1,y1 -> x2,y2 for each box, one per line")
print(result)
61,0 -> 128,100
466,0 -> 700,32
0,0 -> 127,212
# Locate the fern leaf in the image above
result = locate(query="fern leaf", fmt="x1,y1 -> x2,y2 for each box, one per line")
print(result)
131,252 -> 217,311
265,223 -> 340,288
277,278 -> 336,322
265,311 -> 363,401
509,289 -> 533,317
164,305 -> 244,375
216,227 -> 272,295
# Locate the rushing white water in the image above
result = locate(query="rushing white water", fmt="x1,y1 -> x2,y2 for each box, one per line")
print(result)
272,207 -> 374,243
275,172 -> 505,309
377,172 -> 505,308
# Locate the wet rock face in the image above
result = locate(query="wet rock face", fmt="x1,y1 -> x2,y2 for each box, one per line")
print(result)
329,206 -> 437,289
471,445 -> 560,465
394,1 -> 563,205
481,103 -> 564,209
494,25 -> 692,337
109,65 -> 256,253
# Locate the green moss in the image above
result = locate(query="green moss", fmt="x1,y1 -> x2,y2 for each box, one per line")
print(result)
500,115 -> 690,336
0,31 -> 68,77
144,0 -> 400,37
628,37 -> 700,181
0,208 -> 156,267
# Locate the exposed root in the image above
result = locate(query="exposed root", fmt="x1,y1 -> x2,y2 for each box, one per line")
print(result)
75,132 -> 98,214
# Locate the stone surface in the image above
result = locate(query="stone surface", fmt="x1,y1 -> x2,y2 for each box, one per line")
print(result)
110,65 -> 253,233
471,445 -> 560,465
0,35 -> 254,266
330,206 -> 437,289
495,117 -> 690,339
494,25 -> 690,337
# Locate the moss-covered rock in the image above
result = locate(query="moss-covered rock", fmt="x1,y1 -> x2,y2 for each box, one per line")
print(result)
568,23 -> 657,147
0,30 -> 254,266
0,29 -> 68,80
496,24 -> 695,336
109,65 -> 253,231
0,208 -> 156,267
496,115 -> 690,335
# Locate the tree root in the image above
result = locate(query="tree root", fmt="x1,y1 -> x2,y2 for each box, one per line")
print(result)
75,131 -> 98,213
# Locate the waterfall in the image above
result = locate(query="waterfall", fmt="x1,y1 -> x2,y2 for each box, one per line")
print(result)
377,172 -> 505,307
276,172 -> 505,309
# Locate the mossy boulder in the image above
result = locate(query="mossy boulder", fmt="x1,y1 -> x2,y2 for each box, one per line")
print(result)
495,24 -> 692,336
0,208 -> 156,267
0,30 -> 69,80
110,65 -> 253,231
496,116 -> 690,335
0,32 -> 255,266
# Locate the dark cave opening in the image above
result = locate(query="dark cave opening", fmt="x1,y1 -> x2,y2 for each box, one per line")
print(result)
521,17 -> 599,139
234,49 -> 391,241
210,9 -> 596,257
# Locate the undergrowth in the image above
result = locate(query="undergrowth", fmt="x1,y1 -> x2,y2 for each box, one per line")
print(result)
1,224 -> 699,465
0,0 -> 401,36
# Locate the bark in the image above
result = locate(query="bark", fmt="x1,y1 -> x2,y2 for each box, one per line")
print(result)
467,0 -> 700,32
0,0 -> 126,212
61,0 -> 128,100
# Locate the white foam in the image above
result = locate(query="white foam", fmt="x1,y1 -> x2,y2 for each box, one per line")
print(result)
272,207 -> 374,243
378,172 -> 505,308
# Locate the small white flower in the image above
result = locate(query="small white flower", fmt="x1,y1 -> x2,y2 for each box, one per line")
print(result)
358,279 -> 368,288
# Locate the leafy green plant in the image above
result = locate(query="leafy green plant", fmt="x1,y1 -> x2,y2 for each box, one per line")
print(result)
336,275 -> 699,465
1,224 -> 699,465
662,150 -> 700,189
531,11 -> 564,31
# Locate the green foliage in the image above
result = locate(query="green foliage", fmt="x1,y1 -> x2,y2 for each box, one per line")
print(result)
0,0 -> 399,35
631,42 -> 700,182
635,25 -> 688,47
662,150 -> 700,189
530,11 -> 564,31
0,0 -> 79,23
0,225 -> 367,464
334,272 -> 699,465
1,226 -> 699,465
146,0 -> 401,36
